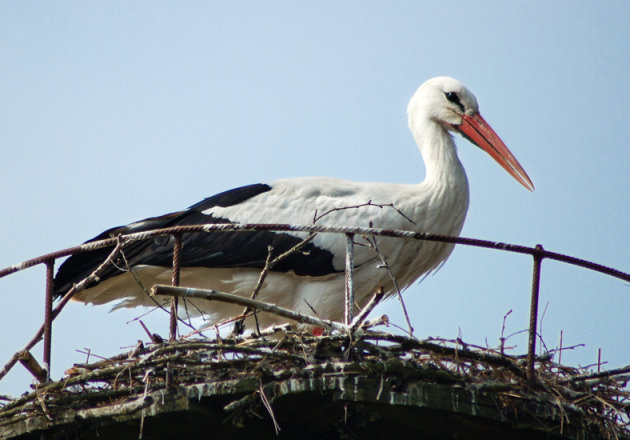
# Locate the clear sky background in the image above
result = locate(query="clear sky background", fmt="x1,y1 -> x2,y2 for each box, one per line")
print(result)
1,2 -> 629,396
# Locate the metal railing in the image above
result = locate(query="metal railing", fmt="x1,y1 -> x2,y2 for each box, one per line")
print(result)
1,223 -> 630,390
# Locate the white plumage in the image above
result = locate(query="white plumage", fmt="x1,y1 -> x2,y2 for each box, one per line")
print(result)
54,76 -> 533,329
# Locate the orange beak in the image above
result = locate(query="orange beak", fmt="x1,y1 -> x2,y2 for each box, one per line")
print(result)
456,113 -> 534,191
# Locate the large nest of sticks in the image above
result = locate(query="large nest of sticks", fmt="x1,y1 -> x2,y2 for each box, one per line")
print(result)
0,328 -> 628,440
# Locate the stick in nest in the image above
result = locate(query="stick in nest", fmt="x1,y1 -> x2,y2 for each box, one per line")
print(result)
233,232 -> 318,335
151,285 -> 349,333
363,232 -> 414,334
259,381 -> 281,434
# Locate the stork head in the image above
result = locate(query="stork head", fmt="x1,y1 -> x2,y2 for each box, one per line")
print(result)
408,76 -> 534,191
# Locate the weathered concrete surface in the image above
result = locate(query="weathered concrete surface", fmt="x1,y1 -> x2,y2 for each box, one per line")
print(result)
1,373 -> 614,439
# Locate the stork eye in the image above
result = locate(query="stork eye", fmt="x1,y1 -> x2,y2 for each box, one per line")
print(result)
445,91 -> 465,112
445,92 -> 461,105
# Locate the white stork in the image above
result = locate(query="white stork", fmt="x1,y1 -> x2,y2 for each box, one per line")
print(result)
54,76 -> 533,329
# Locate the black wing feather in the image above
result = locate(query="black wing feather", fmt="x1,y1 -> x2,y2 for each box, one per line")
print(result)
187,183 -> 272,210
54,183 -> 338,297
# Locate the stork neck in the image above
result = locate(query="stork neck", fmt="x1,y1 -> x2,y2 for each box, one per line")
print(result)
414,123 -> 468,194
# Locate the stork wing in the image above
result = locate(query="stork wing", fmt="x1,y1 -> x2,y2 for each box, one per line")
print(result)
53,184 -> 338,297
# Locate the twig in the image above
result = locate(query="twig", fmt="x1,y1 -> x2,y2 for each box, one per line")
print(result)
36,393 -> 53,421
151,285 -> 348,333
250,246 -> 274,335
233,233 -> 318,334
499,309 -> 512,355
249,246 -> 274,303
313,201 -> 416,226
139,320 -> 164,344
359,315 -> 389,330
119,248 -> 200,332
349,287 -> 385,332
75,349 -> 108,362
558,330 -> 563,366
259,382 -> 281,434
563,364 -> 630,384
365,233 -> 414,334
17,351 -> 47,383
138,369 -> 152,439
360,332 -> 527,378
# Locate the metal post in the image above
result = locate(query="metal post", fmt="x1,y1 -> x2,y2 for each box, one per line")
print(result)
344,233 -> 354,325
169,233 -> 182,342
43,259 -> 54,382
527,244 -> 544,389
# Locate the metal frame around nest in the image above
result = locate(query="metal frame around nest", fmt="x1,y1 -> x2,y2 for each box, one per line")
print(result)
0,223 -> 629,391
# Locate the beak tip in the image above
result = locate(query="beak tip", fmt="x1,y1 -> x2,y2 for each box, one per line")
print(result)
524,176 -> 535,192
524,179 -> 535,192
460,113 -> 534,194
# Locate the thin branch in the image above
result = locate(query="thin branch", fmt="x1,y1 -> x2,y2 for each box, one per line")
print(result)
253,232 -> 317,300
361,331 -> 527,378
139,320 -> 164,344
250,246 -> 274,335
233,232 -> 318,334
349,286 -> 385,332
259,381 -> 281,434
17,351 -> 47,383
499,309 -> 513,355
250,246 -> 275,302
364,233 -> 414,334
359,315 -> 389,330
118,246 -> 199,332
151,285 -> 349,333
563,364 -> 630,384
547,343 -> 586,355
313,200 -> 416,226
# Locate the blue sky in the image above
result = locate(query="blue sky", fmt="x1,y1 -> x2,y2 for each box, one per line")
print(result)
1,2 -> 629,395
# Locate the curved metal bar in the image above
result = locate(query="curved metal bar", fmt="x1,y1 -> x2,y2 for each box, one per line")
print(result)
1,223 -> 628,283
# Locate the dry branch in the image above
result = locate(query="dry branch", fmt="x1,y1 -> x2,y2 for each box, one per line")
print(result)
235,232 -> 318,334
17,351 -> 47,383
363,233 -> 414,333
349,286 -> 385,332
150,285 -> 349,333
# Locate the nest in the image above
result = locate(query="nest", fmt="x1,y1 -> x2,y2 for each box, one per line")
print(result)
0,328 -> 628,439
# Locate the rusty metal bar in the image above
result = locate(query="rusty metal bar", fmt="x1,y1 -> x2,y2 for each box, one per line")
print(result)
527,245 -> 544,389
0,241 -> 124,383
169,233 -> 182,342
344,233 -> 355,325
2,224 -> 630,284
43,259 -> 54,382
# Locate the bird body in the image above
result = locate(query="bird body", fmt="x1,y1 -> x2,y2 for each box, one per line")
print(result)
54,77 -> 533,328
